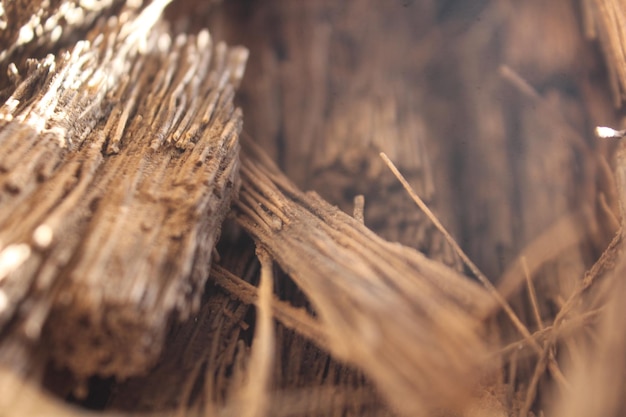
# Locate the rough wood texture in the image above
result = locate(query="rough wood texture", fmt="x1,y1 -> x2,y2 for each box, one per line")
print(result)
104,231 -> 387,417
95,137 -> 498,416
583,0 -> 626,105
0,0 -> 128,94
236,142 -> 493,417
0,0 -> 247,379
204,1 -> 620,416
1,1 -> 626,417
206,0 -> 464,270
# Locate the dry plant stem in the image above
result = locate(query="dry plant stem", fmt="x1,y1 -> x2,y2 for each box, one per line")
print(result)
507,348 -> 518,409
521,144 -> 626,408
380,152 -> 537,348
490,61 -> 602,352
549,145 -> 626,333
597,155 -> 620,222
542,146 -> 626,366
499,65 -> 588,152
175,362 -> 205,417
499,65 -> 542,100
523,331 -> 573,415
521,254 -> 573,412
552,257 -> 626,417
599,192 -> 620,230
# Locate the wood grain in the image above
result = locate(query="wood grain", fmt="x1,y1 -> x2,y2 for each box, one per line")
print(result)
0,0 -> 247,379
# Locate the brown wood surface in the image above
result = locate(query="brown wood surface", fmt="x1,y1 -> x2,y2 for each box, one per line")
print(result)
0,1 -> 625,417
0,0 -> 246,380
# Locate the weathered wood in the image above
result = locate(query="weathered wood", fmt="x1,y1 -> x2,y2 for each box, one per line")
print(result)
206,0 -> 464,271
236,141 -> 494,417
0,0 -> 247,379
102,227 -> 385,417
0,0 -> 130,95
0,1 -> 624,416
583,0 -> 626,106
205,2 -> 620,416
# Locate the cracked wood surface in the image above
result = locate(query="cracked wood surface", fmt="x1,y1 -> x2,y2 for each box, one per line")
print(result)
0,0 -> 247,379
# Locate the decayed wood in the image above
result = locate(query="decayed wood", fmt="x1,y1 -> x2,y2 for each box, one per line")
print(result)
107,284 -> 252,411
541,143 -> 626,417
207,0 -> 464,270
0,0 -> 132,97
206,4 -> 614,416
0,0 -> 247,379
212,265 -> 328,350
102,228 -> 383,417
236,141 -> 494,417
584,0 -> 626,105
1,1 -> 625,417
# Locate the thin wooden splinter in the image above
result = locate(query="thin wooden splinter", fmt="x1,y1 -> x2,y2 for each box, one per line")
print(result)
522,256 -> 544,331
381,152 -> 573,392
237,248 -> 275,417
353,195 -> 365,224
380,152 -> 539,350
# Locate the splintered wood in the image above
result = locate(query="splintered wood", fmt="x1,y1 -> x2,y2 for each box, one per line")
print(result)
2,0 -> 626,417
584,0 -> 626,105
237,142 -> 494,416
0,0 -> 247,379
0,0 -> 124,79
209,0 -> 464,271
